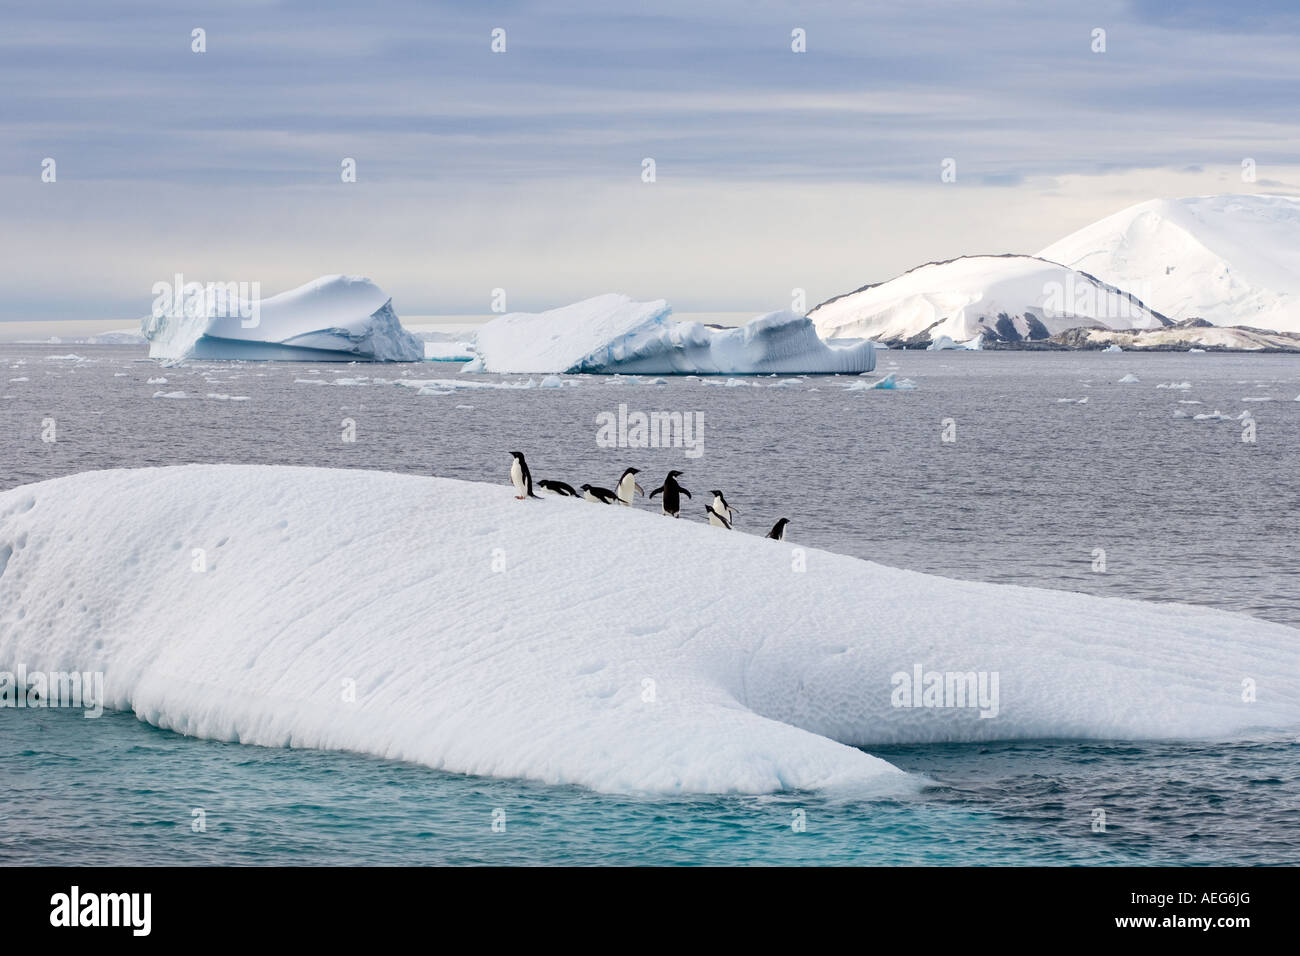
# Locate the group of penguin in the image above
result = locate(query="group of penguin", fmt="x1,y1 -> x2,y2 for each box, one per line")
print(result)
508,451 -> 791,541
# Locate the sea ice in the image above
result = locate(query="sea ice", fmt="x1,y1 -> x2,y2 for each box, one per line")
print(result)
2,465 -> 1297,795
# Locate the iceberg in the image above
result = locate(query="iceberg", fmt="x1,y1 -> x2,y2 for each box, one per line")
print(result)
141,275 -> 423,362
465,294 -> 875,375
3,465 -> 1298,795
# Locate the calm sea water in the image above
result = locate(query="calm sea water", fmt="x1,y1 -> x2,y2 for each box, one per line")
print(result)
2,344 -> 1299,865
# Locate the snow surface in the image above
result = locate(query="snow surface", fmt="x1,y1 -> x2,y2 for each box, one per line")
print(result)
3,465 -> 1298,795
1039,195 -> 1300,332
141,275 -> 424,362
807,255 -> 1168,345
466,294 -> 875,374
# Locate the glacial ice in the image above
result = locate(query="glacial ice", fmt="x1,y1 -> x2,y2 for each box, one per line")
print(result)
140,275 -> 424,363
4,465 -> 1297,795
465,294 -> 876,375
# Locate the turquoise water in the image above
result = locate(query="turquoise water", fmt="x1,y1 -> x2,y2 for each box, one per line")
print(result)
4,709 -> 1297,865
4,345 -> 1300,865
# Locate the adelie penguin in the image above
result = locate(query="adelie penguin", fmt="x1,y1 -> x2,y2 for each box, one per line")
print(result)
766,517 -> 790,540
648,470 -> 691,517
704,504 -> 732,530
615,467 -> 644,506
580,484 -> 619,504
708,490 -> 736,528
537,479 -> 580,497
509,451 -> 541,499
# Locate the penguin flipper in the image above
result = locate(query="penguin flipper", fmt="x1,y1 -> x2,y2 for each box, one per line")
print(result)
680,486 -> 692,499
648,485 -> 663,499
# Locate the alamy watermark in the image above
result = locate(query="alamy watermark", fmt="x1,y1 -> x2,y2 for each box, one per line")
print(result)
1041,274 -> 1153,323
1,664 -> 104,717
596,403 -> 704,458
891,663 -> 999,718
150,273 -> 261,328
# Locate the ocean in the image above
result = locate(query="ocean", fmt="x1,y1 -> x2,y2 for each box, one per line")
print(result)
2,344 -> 1299,865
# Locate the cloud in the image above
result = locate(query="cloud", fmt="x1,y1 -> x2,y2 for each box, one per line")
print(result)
2,1 -> 1299,318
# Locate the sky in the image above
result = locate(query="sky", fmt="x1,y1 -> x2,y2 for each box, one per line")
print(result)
3,0 -> 1300,320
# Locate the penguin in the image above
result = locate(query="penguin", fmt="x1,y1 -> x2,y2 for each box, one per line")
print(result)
708,490 -> 736,526
509,451 -> 541,499
537,479 -> 580,497
704,505 -> 732,530
580,484 -> 619,504
766,517 -> 790,540
648,470 -> 691,517
615,467 -> 645,506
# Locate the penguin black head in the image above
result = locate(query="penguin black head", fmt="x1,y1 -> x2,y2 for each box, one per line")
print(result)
667,470 -> 684,478
710,489 -> 723,498
510,451 -> 525,461
622,467 -> 640,476
579,483 -> 592,492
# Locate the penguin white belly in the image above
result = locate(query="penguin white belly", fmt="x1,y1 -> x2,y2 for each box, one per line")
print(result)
707,510 -> 726,527
616,476 -> 635,505
584,490 -> 601,503
510,460 -> 525,495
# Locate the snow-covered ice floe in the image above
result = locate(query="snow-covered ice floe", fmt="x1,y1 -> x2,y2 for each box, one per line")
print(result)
140,275 -> 424,362
464,294 -> 875,375
4,465 -> 1298,794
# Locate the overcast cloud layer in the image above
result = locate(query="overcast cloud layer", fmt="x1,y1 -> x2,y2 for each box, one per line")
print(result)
3,0 -> 1299,320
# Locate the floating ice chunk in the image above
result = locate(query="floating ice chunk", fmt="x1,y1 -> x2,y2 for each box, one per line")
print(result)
1102,344 -> 1123,353
141,275 -> 423,362
927,334 -> 982,351
5,465 -> 1299,795
152,390 -> 186,399
539,375 -> 566,388
1117,373 -> 1141,384
1156,381 -> 1192,389
206,393 -> 250,401
848,373 -> 918,391
146,377 -> 168,385
465,294 -> 875,375
44,354 -> 84,362
397,377 -> 536,393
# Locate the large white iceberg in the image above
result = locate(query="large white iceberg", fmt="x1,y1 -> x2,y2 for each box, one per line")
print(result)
465,294 -> 875,374
141,275 -> 424,362
3,465 -> 1297,795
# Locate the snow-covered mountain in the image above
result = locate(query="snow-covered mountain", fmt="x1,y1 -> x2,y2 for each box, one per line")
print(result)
1039,195 -> 1300,333
807,254 -> 1169,346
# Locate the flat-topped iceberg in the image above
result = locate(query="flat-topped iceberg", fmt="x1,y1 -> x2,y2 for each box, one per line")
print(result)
141,275 -> 423,362
3,465 -> 1297,795
465,294 -> 875,374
